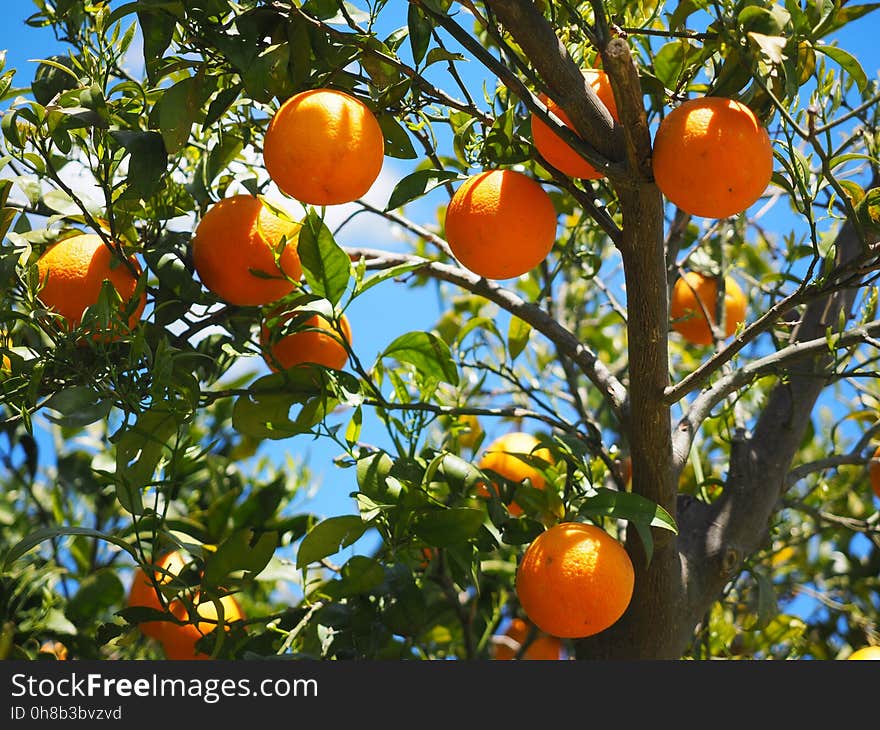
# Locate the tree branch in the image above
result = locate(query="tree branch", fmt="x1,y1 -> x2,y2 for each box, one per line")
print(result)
346,246 -> 628,420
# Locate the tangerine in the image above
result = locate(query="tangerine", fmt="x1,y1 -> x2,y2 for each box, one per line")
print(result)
444,169 -> 557,280
652,96 -> 773,218
670,271 -> 746,346
261,312 -> 352,372
530,68 -> 619,179
35,233 -> 145,335
477,432 -> 552,517
191,194 -> 302,306
263,88 -> 385,206
492,617 -> 563,660
515,522 -> 634,639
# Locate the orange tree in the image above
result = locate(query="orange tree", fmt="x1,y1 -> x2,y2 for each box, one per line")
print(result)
1,0 -> 879,661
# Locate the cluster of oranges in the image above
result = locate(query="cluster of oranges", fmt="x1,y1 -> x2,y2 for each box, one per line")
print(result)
127,551 -> 245,660
470,429 -> 634,649
21,68 -> 795,659
31,87 -> 375,370
29,76 -> 771,357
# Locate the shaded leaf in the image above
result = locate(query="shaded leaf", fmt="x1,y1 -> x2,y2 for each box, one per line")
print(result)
297,515 -> 370,569
204,529 -> 278,586
413,508 -> 484,547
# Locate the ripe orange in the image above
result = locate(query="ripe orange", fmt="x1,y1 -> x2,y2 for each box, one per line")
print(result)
652,96 -> 773,218
127,551 -> 189,641
847,646 -> 880,660
263,88 -> 385,206
492,617 -> 563,660
261,312 -> 352,372
515,522 -> 634,639
35,233 -> 145,334
869,445 -> 880,500
161,593 -> 245,660
38,640 -> 68,660
191,194 -> 302,306
477,432 -> 553,517
670,271 -> 746,346
444,169 -> 557,280
530,69 -> 619,179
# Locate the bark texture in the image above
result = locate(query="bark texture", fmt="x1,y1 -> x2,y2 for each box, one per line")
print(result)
484,0 -> 879,658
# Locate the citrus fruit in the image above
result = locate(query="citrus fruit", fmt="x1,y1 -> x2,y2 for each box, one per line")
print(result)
869,445 -> 880,500
261,312 -> 352,372
191,194 -> 302,306
35,233 -> 145,334
670,271 -> 746,346
492,617 -> 563,660
652,96 -> 773,218
444,169 -> 557,280
127,551 -> 189,642
515,522 -> 634,639
161,593 -> 245,660
38,640 -> 68,660
263,88 -> 385,206
847,646 -> 880,660
477,431 -> 553,517
530,68 -> 619,179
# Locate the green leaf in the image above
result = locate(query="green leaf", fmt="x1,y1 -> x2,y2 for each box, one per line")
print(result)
355,450 -> 397,501
385,169 -> 460,211
3,526 -> 139,570
355,261 -> 424,297
413,508 -> 485,547
31,54 -> 79,105
653,40 -> 702,88
815,44 -> 868,93
297,515 -> 370,569
204,529 -> 278,586
231,368 -> 339,440
297,211 -> 351,307
335,555 -> 385,595
408,4 -> 432,65
381,330 -> 459,386
579,488 -> 678,565
66,570 -> 124,625
507,316 -> 531,360
158,75 -> 202,154
377,113 -> 417,160
113,409 -> 180,514
136,3 -> 182,81
110,129 -> 167,198
43,386 -> 111,429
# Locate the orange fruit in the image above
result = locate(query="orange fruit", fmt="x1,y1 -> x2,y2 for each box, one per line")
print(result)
127,551 -> 189,642
530,69 -> 619,179
35,233 -> 145,334
261,312 -> 352,372
652,96 -> 773,218
670,271 -> 746,346
515,522 -> 634,639
38,640 -> 68,660
263,88 -> 385,206
477,432 -> 553,517
847,646 -> 880,660
444,169 -> 557,280
492,617 -> 563,660
161,593 -> 245,660
192,194 -> 302,306
869,445 -> 880,500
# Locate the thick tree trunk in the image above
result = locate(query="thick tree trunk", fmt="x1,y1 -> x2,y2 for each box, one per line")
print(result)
486,0 -> 878,658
